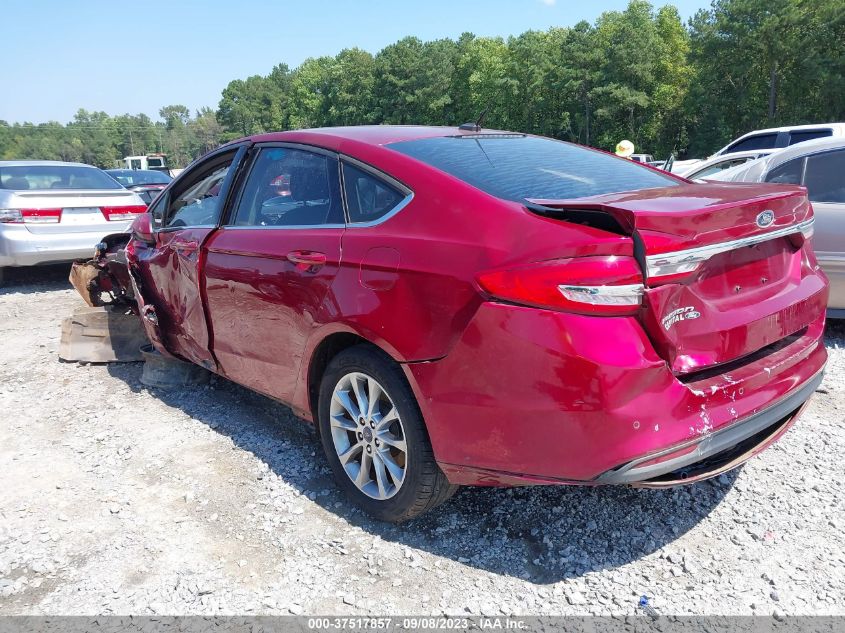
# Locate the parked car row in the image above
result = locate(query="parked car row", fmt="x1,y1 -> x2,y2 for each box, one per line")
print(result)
660,122 -> 845,176
0,163 -> 172,284
0,161 -> 149,284
73,125 -> 828,521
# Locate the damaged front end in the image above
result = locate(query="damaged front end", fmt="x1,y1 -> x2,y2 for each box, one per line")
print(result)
63,232 -> 149,363
69,233 -> 136,309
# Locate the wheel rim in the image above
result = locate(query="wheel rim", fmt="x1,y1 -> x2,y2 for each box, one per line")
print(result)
329,371 -> 407,500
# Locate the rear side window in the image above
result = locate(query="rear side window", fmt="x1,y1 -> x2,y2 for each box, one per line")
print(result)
765,158 -> 805,185
342,163 -> 406,223
803,149 -> 845,203
388,135 -> 677,202
726,134 -> 778,153
788,129 -> 831,145
232,147 -> 344,227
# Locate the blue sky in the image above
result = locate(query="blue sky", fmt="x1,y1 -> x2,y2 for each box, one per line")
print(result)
4,0 -> 711,124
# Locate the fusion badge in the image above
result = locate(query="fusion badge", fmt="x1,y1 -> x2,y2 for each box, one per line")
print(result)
662,306 -> 701,331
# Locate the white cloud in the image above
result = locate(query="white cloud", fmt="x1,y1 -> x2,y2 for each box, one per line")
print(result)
540,0 -> 557,5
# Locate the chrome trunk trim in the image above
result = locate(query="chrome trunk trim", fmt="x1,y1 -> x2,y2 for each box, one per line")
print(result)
645,217 -> 814,279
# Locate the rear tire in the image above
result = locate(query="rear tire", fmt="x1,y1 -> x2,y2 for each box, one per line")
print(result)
317,345 -> 457,522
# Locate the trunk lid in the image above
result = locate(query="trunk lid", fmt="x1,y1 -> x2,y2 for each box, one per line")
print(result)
8,189 -> 143,234
529,182 -> 826,373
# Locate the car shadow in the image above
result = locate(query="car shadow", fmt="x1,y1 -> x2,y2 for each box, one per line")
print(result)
103,358 -> 738,584
0,263 -> 72,294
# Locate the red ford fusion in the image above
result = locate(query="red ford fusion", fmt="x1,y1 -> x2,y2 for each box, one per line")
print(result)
95,126 -> 828,521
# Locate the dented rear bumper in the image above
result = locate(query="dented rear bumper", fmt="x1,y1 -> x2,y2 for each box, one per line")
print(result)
405,301 -> 827,487
596,369 -> 822,485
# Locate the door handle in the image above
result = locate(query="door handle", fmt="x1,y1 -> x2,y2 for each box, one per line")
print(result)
287,250 -> 327,271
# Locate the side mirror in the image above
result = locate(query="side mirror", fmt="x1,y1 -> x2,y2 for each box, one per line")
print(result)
131,212 -> 155,244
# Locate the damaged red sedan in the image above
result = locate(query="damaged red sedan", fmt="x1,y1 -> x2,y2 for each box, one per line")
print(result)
88,126 -> 828,521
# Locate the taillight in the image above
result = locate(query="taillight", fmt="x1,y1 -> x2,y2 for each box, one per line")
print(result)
476,256 -> 645,316
100,205 -> 147,221
0,208 -> 63,224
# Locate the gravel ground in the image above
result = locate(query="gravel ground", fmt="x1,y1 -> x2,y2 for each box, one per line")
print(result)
0,264 -> 843,617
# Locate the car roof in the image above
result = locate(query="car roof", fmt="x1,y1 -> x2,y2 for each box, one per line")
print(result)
0,160 -> 96,168
760,135 -> 845,170
244,125 -> 512,147
734,122 -> 845,136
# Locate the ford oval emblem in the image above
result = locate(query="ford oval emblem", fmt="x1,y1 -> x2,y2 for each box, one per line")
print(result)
756,210 -> 775,228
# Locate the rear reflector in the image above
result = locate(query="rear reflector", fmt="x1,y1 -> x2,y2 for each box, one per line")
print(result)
0,208 -> 63,224
476,256 -> 645,316
100,205 -> 147,221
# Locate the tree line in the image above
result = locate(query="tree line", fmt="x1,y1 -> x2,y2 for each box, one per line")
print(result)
1,0 -> 842,168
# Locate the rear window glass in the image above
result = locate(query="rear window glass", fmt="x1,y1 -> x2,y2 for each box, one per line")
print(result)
726,134 -> 778,153
788,130 -> 831,145
387,135 -> 677,202
107,170 -> 171,186
0,165 -> 123,190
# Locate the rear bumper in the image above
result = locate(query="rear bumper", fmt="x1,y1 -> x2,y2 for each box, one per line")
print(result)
405,300 -> 827,487
595,369 -> 822,485
0,224 -> 128,267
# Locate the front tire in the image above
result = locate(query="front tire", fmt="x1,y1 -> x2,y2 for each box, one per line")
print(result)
317,345 -> 457,522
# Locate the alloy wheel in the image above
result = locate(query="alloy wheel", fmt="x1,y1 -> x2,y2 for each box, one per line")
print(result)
329,371 -> 408,500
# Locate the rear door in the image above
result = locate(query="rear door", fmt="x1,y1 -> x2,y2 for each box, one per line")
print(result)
203,144 -> 345,401
133,145 -> 247,367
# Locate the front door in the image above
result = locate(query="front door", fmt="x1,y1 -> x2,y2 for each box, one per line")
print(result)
134,146 -> 246,367
203,145 -> 346,401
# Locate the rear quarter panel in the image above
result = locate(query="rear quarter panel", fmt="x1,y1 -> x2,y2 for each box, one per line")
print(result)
290,141 -> 636,416
322,141 -> 636,362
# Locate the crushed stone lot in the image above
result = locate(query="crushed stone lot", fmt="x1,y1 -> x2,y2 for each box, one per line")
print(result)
0,265 -> 843,617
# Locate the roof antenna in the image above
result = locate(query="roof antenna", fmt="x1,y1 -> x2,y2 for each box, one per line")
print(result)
459,100 -> 492,132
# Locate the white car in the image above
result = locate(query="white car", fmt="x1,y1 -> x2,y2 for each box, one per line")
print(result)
0,161 -> 147,285
712,122 -> 845,158
677,149 -> 778,180
714,136 -> 845,317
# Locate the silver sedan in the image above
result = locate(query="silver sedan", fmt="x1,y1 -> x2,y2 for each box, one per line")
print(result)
713,137 -> 845,318
0,161 -> 146,285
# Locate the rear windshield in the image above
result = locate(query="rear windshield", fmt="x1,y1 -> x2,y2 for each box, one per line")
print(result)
107,170 -> 171,186
387,135 -> 678,201
0,165 -> 123,190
